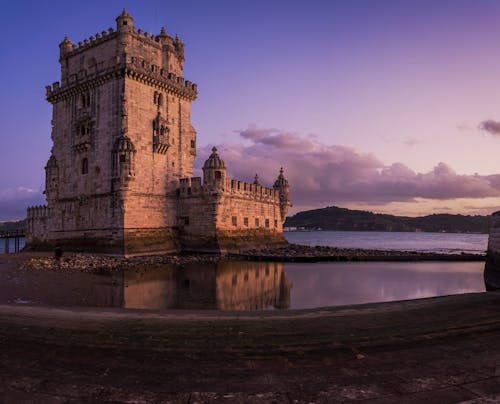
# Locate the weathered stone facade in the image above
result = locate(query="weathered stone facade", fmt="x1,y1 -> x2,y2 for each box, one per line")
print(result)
27,10 -> 291,255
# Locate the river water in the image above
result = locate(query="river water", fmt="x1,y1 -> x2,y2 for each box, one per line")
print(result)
0,231 -> 488,310
284,231 -> 488,254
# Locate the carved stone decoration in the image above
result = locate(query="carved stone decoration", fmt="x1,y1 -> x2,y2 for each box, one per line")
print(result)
45,154 -> 59,200
152,111 -> 170,154
112,135 -> 136,183
73,118 -> 93,153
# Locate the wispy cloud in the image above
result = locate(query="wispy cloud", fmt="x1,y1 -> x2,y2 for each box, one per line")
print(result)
195,126 -> 500,210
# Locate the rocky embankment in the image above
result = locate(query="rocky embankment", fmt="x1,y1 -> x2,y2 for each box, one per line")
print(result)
230,244 -> 486,262
19,253 -> 221,273
17,244 -> 485,272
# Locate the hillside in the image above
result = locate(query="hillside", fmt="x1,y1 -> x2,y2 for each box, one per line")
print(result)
284,206 -> 491,233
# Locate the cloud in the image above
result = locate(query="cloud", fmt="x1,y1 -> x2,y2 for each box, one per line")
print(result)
195,126 -> 500,210
479,119 -> 500,136
0,187 -> 44,221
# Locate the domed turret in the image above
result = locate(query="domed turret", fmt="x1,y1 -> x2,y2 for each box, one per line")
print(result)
59,35 -> 74,57
273,167 -> 291,222
116,9 -> 134,32
203,147 -> 226,186
45,154 -> 59,200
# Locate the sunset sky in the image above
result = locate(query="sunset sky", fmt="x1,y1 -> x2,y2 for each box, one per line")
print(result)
3,0 -> 500,219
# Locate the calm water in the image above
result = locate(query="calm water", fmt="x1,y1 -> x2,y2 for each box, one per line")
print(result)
0,232 -> 488,255
0,236 -> 26,254
1,260 -> 485,310
284,231 -> 488,254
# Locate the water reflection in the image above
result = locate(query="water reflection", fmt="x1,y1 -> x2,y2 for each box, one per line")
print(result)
286,261 -> 485,309
122,261 -> 291,310
2,260 -> 485,310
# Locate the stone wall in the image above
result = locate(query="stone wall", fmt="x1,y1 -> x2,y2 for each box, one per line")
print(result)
488,211 -> 500,262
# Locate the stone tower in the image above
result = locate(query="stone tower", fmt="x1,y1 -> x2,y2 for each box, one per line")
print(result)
27,10 -> 291,255
28,10 -> 198,254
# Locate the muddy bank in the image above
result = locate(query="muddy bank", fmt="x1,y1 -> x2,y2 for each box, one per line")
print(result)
1,292 -> 500,402
230,243 -> 485,262
15,244 -> 486,273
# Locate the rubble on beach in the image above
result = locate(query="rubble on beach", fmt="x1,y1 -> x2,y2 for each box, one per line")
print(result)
17,243 -> 485,273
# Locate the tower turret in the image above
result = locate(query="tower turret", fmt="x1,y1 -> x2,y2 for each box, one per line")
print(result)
44,155 -> 59,202
59,35 -> 74,58
273,167 -> 291,222
203,147 -> 226,188
116,9 -> 134,32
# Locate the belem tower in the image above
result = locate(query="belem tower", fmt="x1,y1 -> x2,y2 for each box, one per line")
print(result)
26,10 -> 291,255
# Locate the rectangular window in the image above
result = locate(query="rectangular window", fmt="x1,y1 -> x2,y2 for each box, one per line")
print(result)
181,216 -> 189,225
255,218 -> 259,227
265,219 -> 270,228
274,220 -> 278,228
232,216 -> 237,226
244,217 -> 249,227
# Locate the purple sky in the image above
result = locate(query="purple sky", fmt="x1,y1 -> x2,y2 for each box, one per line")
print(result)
3,0 -> 500,220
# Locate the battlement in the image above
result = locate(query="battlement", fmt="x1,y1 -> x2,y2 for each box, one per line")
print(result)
27,205 -> 48,219
59,17 -> 184,62
60,28 -> 118,58
45,53 -> 197,102
178,177 -> 280,202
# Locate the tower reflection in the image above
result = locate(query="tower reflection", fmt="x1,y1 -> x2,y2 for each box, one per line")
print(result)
122,261 -> 291,310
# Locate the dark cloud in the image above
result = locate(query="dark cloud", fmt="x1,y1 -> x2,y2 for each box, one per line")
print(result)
195,126 -> 500,209
479,119 -> 500,136
0,187 -> 44,221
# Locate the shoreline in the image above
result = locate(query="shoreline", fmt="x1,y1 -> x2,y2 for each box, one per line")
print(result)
5,244 -> 486,272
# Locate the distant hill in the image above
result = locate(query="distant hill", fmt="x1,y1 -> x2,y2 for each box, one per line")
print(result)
284,206 -> 491,234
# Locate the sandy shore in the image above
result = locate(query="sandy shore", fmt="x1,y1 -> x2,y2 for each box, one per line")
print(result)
0,253 -> 499,402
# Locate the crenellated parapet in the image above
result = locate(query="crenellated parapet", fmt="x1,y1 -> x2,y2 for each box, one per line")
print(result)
59,28 -> 118,59
27,205 -> 49,219
46,54 -> 197,103
178,176 -> 281,204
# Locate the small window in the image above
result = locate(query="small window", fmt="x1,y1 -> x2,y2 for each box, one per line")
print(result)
244,217 -> 249,227
274,220 -> 278,228
265,219 -> 270,228
255,218 -> 259,227
215,171 -> 222,179
81,158 -> 88,174
119,154 -> 126,163
181,216 -> 189,225
232,216 -> 237,226
123,21 -> 128,26
190,139 -> 196,148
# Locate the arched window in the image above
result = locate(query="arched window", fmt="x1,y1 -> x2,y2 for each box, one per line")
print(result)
215,171 -> 222,179
157,93 -> 163,106
82,158 -> 88,174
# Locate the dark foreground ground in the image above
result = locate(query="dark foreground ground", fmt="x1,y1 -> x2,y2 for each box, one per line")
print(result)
1,290 -> 500,403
